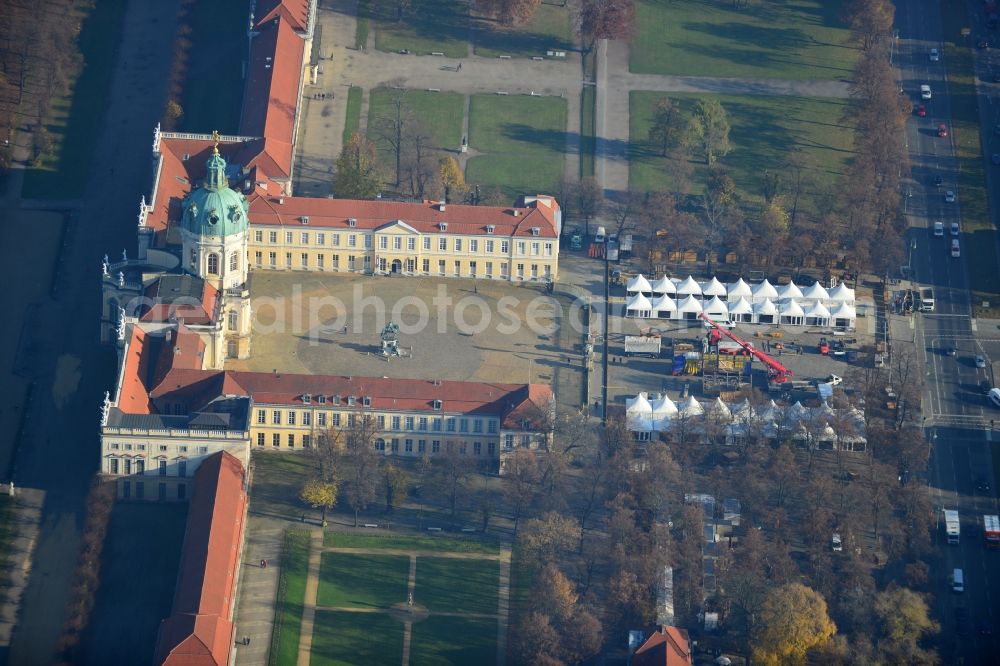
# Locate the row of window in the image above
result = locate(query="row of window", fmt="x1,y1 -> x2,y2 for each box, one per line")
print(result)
119,480 -> 186,501
108,458 -> 186,477
251,252 -> 552,279
108,442 -> 208,454
253,432 -> 500,456
252,229 -> 554,257
189,249 -> 239,275
255,409 -> 498,433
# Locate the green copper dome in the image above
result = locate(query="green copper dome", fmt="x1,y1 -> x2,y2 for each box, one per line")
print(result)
181,150 -> 249,237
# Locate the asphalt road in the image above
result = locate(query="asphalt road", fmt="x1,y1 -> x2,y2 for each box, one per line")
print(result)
897,0 -> 1000,661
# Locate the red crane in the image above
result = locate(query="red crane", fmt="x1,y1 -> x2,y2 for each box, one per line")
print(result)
699,313 -> 794,383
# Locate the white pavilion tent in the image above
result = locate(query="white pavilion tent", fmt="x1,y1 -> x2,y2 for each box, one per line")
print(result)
727,297 -> 754,323
651,275 -> 676,295
779,299 -> 805,326
677,295 -> 704,321
626,393 -> 657,432
626,273 -> 653,295
752,279 -> 779,303
702,277 -> 728,299
801,282 -> 830,302
676,276 -> 703,298
728,278 -> 753,300
753,298 -> 778,324
680,395 -> 704,416
703,295 -> 729,319
804,301 -> 831,327
651,294 -> 677,319
828,282 -> 855,304
831,301 -> 856,329
776,282 -> 803,300
626,293 -> 652,318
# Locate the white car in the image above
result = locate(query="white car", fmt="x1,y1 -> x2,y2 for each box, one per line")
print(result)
934,221 -> 945,236
950,222 -> 960,236
930,48 -> 940,62
989,388 -> 1000,407
921,84 -> 933,99
825,374 -> 843,386
832,533 -> 843,552
951,239 -> 961,257
944,190 -> 956,203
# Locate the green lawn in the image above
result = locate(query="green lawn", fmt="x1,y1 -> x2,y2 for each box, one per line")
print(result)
474,3 -> 573,58
269,530 -> 311,666
466,94 -> 568,200
580,51 -> 597,178
0,495 -> 13,591
311,610 -> 405,666
79,503 -> 189,666
22,0 -> 127,199
176,0 -> 247,133
342,86 -> 364,145
415,557 -> 499,614
356,0 -> 372,49
409,615 -> 497,665
373,0 -> 469,57
941,2 -> 1000,297
250,451 -> 313,519
367,88 -> 465,153
323,531 -> 501,554
631,0 -> 856,80
317,552 -> 410,608
629,91 -> 854,198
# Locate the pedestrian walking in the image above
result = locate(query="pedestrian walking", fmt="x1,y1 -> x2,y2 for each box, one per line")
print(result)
244,636 -> 251,646
261,559 -> 267,569
457,62 -> 462,71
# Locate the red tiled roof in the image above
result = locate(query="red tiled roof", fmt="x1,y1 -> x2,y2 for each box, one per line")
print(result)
501,384 -> 554,429
253,0 -> 311,32
240,16 -> 303,152
247,195 -> 559,238
141,278 -> 219,326
151,325 -> 207,390
117,327 -> 155,415
632,625 -> 693,666
155,451 -> 247,666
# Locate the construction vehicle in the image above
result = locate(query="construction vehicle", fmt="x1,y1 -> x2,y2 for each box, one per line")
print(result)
944,509 -> 961,545
818,337 -> 830,355
985,514 -> 1000,548
569,232 -> 583,250
699,313 -> 794,383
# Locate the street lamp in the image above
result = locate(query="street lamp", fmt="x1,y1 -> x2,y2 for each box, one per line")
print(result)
908,238 -> 917,277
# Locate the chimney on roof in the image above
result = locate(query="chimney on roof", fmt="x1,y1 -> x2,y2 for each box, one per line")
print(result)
512,209 -> 520,217
278,197 -> 284,205
438,202 -> 446,212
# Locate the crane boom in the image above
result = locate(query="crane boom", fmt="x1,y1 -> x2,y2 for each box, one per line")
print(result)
699,313 -> 794,383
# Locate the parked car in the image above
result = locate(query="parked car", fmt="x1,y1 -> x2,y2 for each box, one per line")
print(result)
947,346 -> 958,356
825,374 -> 843,385
917,104 -> 927,117
951,222 -> 960,235
933,174 -> 944,187
951,239 -> 961,257
989,387 -> 1000,407
976,354 -> 987,368
945,190 -> 956,203
930,47 -> 941,61
938,123 -> 949,137
831,533 -> 843,552
934,221 -> 945,236
921,84 -> 933,99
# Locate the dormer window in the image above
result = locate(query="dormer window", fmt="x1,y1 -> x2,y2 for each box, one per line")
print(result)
302,394 -> 311,404
362,396 -> 372,407
301,216 -> 309,225
182,153 -> 190,161
439,222 -> 448,231
348,218 -> 357,227
317,395 -> 326,404
432,400 -> 442,410
521,418 -> 531,429
332,394 -> 340,404
485,225 -> 495,234
531,227 -> 540,236
347,396 -> 356,406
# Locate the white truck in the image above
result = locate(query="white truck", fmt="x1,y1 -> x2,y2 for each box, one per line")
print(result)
944,509 -> 961,545
625,335 -> 662,357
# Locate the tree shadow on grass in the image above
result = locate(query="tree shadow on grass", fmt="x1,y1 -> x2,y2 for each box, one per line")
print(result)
372,0 -> 470,52
472,20 -> 573,57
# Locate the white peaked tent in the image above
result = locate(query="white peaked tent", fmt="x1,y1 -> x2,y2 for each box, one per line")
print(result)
802,282 -> 830,301
676,275 -> 702,297
651,394 -> 679,424
831,301 -> 856,329
731,399 -> 754,421
626,293 -> 652,318
785,401 -> 809,425
708,397 -> 731,420
680,395 -> 704,416
703,295 -> 729,318
677,295 -> 703,320
777,282 -> 803,300
752,279 -> 779,302
728,297 -> 754,323
627,273 -> 653,294
626,392 -> 656,431
728,278 -> 753,300
828,282 -> 855,304
651,275 -> 676,294
702,277 -> 728,298
651,294 -> 677,319
753,298 -> 778,324
804,301 -> 831,326
779,299 -> 805,325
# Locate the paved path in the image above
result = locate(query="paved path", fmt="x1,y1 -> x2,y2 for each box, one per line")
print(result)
294,530 -> 323,666
495,549 -> 511,666
400,555 -> 417,666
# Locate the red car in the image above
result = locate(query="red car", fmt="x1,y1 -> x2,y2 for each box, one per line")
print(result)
938,123 -> 949,137
917,104 -> 927,117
